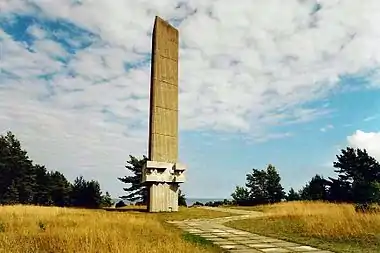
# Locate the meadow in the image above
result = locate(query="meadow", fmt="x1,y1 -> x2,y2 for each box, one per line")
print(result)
0,205 -> 231,253
226,201 -> 380,253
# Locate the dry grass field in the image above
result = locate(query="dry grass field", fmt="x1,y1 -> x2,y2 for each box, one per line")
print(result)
0,205 -> 231,253
226,201 -> 380,253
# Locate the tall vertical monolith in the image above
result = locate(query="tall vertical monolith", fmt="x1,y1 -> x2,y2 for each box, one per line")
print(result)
141,16 -> 186,212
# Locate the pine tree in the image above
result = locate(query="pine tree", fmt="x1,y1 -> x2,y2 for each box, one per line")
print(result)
118,155 -> 148,204
33,164 -> 53,205
101,192 -> 114,207
231,186 -> 250,205
0,131 -> 36,204
178,189 -> 187,207
246,168 -> 268,205
333,147 -> 380,204
300,174 -> 328,201
49,171 -> 72,207
265,164 -> 285,203
286,187 -> 301,201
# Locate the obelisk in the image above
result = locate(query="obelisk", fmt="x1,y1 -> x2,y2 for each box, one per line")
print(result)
141,16 -> 186,212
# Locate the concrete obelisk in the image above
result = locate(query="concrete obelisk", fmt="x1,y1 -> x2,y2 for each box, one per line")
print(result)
141,16 -> 186,212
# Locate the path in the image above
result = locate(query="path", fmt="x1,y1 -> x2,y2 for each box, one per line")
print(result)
167,207 -> 333,253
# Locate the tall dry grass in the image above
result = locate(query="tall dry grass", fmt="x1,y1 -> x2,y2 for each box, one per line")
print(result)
262,201 -> 380,239
0,205 -> 218,253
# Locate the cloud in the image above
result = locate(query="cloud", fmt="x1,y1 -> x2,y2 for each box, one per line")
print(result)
320,124 -> 334,132
2,0 -> 380,196
363,114 -> 379,122
347,130 -> 380,160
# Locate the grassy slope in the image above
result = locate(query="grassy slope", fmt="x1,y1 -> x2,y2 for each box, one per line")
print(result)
0,205 -> 231,253
226,201 -> 380,253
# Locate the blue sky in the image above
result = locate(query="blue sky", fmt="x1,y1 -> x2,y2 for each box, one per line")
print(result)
1,0 -> 380,199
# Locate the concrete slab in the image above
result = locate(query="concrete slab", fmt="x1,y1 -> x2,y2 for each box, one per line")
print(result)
272,241 -> 300,247
229,249 -> 262,253
247,243 -> 277,249
287,245 -> 320,251
261,248 -> 291,252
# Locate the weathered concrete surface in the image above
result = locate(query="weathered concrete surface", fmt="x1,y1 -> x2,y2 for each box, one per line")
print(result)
168,207 -> 334,253
149,16 -> 179,163
142,16 -> 186,213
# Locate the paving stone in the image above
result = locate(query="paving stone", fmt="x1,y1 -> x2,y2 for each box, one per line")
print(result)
209,238 -> 228,242
229,249 -> 262,253
260,238 -> 285,243
213,241 -> 237,246
271,242 -> 300,247
233,231 -> 252,235
226,245 -> 252,250
261,248 -> 291,253
213,233 -> 231,237
187,229 -> 203,233
287,245 -> 320,251
210,229 -> 226,233
247,243 -> 277,249
228,236 -> 252,241
201,236 -> 218,239
239,239 -> 265,245
220,244 -> 241,250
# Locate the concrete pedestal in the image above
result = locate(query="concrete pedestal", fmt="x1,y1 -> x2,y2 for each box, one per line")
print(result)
142,161 -> 186,212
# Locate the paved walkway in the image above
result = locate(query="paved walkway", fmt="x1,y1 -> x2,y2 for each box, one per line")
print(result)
167,207 -> 333,253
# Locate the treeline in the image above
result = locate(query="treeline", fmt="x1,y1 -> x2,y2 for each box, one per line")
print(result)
0,131 -> 113,208
231,147 -> 380,211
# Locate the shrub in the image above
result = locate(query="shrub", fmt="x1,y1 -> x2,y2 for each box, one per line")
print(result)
115,200 -> 127,208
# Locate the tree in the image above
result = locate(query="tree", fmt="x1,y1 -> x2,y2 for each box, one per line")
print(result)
115,200 -> 126,208
0,131 -> 36,204
333,147 -> 380,204
118,155 -> 148,204
231,186 -> 250,205
178,189 -> 187,207
101,192 -> 113,207
71,176 -> 103,208
246,168 -> 268,205
32,164 -> 53,205
245,164 -> 285,205
300,174 -> 328,201
49,171 -> 72,207
265,164 -> 285,203
325,177 -> 352,202
2,180 -> 19,205
286,187 -> 301,201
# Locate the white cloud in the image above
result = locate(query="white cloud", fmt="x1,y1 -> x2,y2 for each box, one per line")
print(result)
2,0 -> 380,196
347,130 -> 380,160
363,114 -> 379,122
320,124 -> 334,132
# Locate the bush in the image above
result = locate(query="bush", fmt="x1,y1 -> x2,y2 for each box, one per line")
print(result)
115,200 -> 127,208
191,201 -> 204,207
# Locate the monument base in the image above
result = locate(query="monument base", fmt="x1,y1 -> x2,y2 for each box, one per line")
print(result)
142,160 -> 186,212
147,182 -> 179,212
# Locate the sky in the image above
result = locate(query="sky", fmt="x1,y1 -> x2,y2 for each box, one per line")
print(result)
1,0 -> 380,199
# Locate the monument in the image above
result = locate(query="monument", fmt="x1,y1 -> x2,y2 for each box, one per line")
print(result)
141,16 -> 186,212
